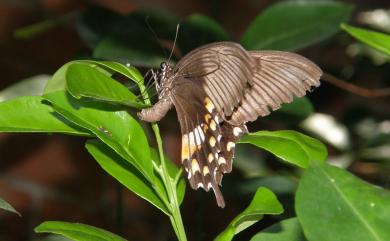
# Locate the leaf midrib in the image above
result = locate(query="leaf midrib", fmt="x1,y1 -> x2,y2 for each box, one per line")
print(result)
319,166 -> 383,241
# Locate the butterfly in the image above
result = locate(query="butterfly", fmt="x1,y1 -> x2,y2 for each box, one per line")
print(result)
137,42 -> 322,208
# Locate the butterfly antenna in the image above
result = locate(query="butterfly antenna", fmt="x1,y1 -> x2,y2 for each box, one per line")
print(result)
145,16 -> 168,58
167,23 -> 180,65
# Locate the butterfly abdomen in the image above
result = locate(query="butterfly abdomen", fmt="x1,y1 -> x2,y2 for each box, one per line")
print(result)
137,99 -> 173,123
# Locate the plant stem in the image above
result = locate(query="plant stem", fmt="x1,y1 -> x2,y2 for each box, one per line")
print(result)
152,124 -> 187,241
135,71 -> 187,241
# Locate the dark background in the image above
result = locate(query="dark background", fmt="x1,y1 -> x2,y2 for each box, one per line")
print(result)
0,0 -> 389,240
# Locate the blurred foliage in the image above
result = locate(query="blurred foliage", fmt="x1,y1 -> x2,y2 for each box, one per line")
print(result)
241,1 -> 353,50
342,23 -> 390,55
2,0 -> 390,241
0,197 -> 20,216
251,218 -> 305,241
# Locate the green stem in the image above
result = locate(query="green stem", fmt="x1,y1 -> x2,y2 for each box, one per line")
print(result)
136,71 -> 187,241
152,124 -> 187,241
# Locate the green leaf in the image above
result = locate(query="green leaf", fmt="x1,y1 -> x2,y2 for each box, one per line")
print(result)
265,97 -> 314,124
66,63 -> 147,109
296,163 -> 390,241
43,91 -> 154,181
93,10 -> 178,67
341,23 -> 390,56
35,221 -> 127,241
178,14 -> 229,54
239,130 -> 327,168
241,0 -> 353,50
44,61 -> 86,94
215,187 -> 284,241
0,96 -> 90,135
85,140 -> 169,214
250,217 -> 307,241
94,35 -> 166,67
276,97 -> 313,119
77,6 -> 124,49
47,60 -> 145,91
0,197 -> 21,216
0,75 -> 49,102
89,61 -> 144,85
14,12 -> 79,40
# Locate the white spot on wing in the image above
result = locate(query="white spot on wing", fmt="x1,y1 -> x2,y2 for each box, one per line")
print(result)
195,125 -> 205,142
204,97 -> 215,113
218,157 -> 226,165
233,127 -> 242,136
193,129 -> 201,146
209,136 -> 216,147
191,159 -> 200,174
188,131 -> 195,145
208,153 -> 214,163
215,115 -> 219,123
227,142 -> 235,151
203,166 -> 210,175
210,120 -> 217,131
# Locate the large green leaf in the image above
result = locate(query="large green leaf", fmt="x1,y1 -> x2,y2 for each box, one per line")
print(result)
0,96 -> 90,135
93,10 -> 178,67
43,91 -> 154,181
0,197 -> 20,216
239,130 -> 327,168
94,35 -> 166,67
88,61 -> 144,85
178,14 -> 229,54
44,62 -> 74,94
251,217 -> 307,241
76,6 -> 124,49
35,221 -> 127,241
47,60 -> 145,93
214,187 -> 284,241
241,1 -> 353,50
296,163 -> 390,241
44,61 -> 121,95
66,63 -> 147,109
341,23 -> 390,56
85,140 -> 169,214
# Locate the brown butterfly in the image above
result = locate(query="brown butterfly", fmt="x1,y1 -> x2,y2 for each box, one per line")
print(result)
137,42 -> 322,208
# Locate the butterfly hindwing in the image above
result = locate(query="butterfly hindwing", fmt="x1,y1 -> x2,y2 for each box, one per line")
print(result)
171,79 -> 246,207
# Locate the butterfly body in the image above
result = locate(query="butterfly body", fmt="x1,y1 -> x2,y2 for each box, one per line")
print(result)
138,42 -> 322,208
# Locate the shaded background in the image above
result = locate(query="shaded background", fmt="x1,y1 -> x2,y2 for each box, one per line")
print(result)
0,0 -> 389,240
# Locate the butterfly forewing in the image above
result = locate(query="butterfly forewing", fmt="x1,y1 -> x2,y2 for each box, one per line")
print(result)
174,42 -> 254,117
229,51 -> 322,124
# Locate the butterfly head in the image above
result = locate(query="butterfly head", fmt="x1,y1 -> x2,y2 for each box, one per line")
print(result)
156,61 -> 174,99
